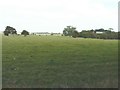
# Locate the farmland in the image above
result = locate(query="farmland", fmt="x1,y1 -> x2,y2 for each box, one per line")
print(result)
2,35 -> 118,88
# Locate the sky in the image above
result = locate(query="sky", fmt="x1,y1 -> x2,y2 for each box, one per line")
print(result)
0,0 -> 119,33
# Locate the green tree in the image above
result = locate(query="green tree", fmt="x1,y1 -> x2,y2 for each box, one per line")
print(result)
21,30 -> 29,36
4,26 -> 17,36
72,30 -> 79,38
108,28 -> 113,32
63,26 -> 78,37
118,32 -> 120,39
80,30 -> 96,38
3,30 -> 9,36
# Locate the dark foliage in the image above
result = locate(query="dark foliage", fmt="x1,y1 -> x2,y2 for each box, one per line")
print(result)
4,26 -> 17,36
63,26 -> 79,37
21,30 -> 29,36
63,27 -> 119,39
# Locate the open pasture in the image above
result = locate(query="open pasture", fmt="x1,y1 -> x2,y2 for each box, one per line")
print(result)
2,35 -> 118,88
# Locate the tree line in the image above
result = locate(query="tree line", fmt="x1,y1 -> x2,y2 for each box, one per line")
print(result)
3,26 -> 29,36
3,26 -> 120,39
63,26 -> 120,39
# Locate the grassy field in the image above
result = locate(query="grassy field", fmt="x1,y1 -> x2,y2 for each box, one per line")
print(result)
2,35 -> 118,88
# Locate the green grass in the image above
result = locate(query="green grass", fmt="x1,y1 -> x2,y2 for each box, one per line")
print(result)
2,35 -> 118,88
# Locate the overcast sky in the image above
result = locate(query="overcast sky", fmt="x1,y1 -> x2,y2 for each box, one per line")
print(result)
0,0 -> 118,33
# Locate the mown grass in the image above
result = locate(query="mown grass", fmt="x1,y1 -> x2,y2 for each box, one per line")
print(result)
2,35 -> 118,88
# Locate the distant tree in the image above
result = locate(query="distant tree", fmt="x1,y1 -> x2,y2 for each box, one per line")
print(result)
72,30 -> 79,38
108,28 -> 113,31
80,30 -> 96,38
118,32 -> 120,39
95,28 -> 105,33
51,33 -> 53,35
4,26 -> 17,36
21,30 -> 29,36
62,27 -> 118,39
4,30 -> 9,36
63,26 -> 78,37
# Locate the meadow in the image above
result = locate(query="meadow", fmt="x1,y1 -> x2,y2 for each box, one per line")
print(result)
2,35 -> 118,88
